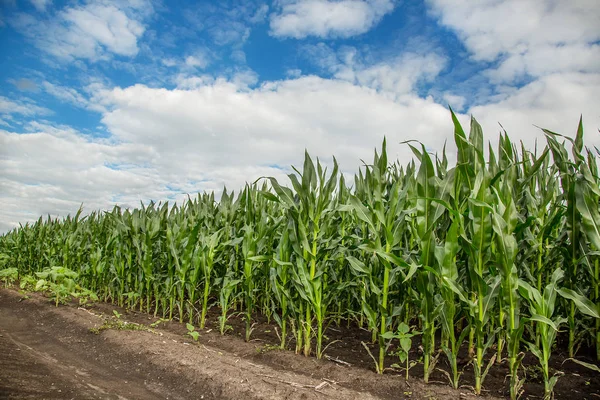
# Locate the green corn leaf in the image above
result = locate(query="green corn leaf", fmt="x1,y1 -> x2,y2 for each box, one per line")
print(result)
575,179 -> 600,251
557,288 -> 600,319
441,276 -> 469,304
348,195 -> 376,232
529,314 -> 560,331
403,261 -> 420,283
564,358 -> 600,373
346,256 -> 370,275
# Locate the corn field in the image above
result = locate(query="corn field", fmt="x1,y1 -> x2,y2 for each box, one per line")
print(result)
1,111 -> 599,399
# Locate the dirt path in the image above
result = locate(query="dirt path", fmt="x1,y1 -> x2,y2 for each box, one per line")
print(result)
0,288 -> 497,400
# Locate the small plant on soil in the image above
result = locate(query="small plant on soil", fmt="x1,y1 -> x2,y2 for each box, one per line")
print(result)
17,290 -> 30,301
257,344 -> 281,354
0,267 -> 18,287
150,318 -> 168,328
186,323 -> 200,341
90,312 -> 149,335
382,322 -> 419,380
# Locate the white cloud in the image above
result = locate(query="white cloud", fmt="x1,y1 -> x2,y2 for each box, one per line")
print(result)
89,76 -> 455,182
302,43 -> 447,97
231,49 -> 247,64
10,78 -> 39,92
343,52 -> 447,96
0,124 -> 158,233
161,58 -> 178,67
185,51 -> 211,69
488,43 -> 600,83
427,0 -> 600,83
270,0 -> 395,39
442,93 -> 466,111
0,96 -> 52,117
29,0 -> 51,12
42,82 -> 90,109
468,72 -> 600,151
231,69 -> 259,89
210,21 -> 250,46
286,68 -> 302,78
250,3 -> 269,23
11,2 -> 148,62
174,74 -> 216,90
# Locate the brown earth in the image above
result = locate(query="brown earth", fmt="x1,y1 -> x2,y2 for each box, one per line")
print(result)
0,287 -> 597,400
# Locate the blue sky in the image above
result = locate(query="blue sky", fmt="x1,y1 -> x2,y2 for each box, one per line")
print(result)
0,0 -> 599,232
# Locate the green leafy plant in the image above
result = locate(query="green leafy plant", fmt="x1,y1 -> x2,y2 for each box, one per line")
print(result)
186,323 -> 199,341
19,274 -> 37,291
35,267 -> 78,306
0,267 -> 18,287
382,322 -> 419,380
150,318 -> 169,328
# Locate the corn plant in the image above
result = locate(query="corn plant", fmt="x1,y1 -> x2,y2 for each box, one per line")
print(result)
216,271 -> 240,335
450,113 -> 500,394
519,269 -> 568,399
269,221 -> 294,349
342,139 -> 414,372
434,218 -> 468,389
492,170 -> 526,400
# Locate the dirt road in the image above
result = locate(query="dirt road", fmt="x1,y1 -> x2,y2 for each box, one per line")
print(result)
0,288 -> 493,400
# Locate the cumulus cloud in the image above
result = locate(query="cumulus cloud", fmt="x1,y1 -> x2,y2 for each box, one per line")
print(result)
0,124 -> 158,233
442,93 -> 466,111
427,0 -> 600,83
270,0 -> 395,39
94,76 -> 452,171
469,72 -> 600,151
11,1 -> 149,62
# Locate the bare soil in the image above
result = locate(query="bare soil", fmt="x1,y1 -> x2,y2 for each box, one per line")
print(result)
0,287 -> 597,400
